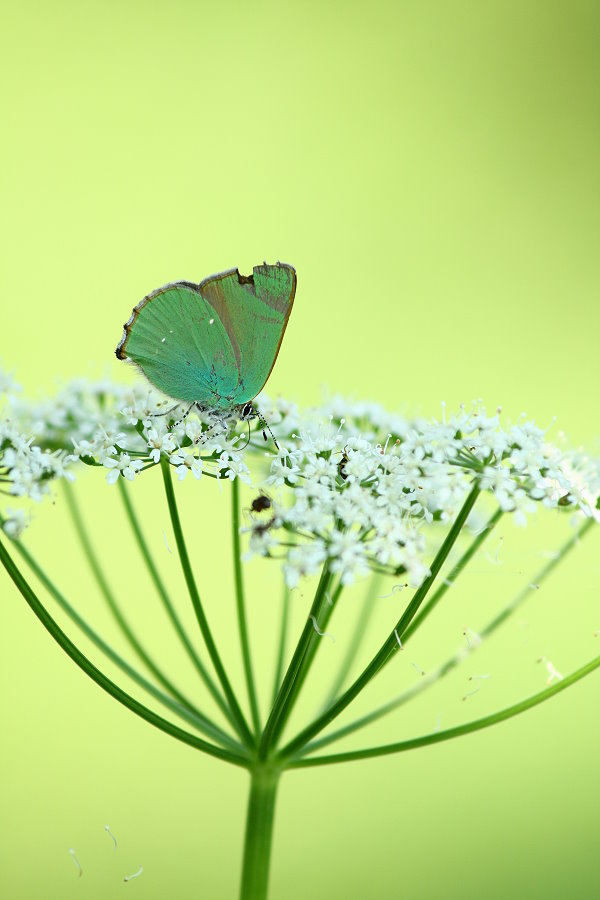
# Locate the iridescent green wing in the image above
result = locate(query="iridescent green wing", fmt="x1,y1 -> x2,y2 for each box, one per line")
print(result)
116,283 -> 239,405
198,262 -> 296,404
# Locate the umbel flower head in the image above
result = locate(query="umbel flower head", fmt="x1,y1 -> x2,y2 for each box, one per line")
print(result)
1,366 -> 598,585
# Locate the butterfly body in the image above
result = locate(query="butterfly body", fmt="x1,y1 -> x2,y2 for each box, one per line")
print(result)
116,263 -> 296,414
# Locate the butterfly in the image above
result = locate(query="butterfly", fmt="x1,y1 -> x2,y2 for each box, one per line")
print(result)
115,262 -> 296,432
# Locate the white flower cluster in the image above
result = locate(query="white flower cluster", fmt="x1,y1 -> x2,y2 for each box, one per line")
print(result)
247,396 -> 599,587
1,368 -> 598,589
0,415 -> 77,537
0,372 -> 250,537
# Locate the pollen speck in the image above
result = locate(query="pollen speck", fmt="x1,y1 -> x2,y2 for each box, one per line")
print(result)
209,318 -> 215,325
161,338 -> 166,343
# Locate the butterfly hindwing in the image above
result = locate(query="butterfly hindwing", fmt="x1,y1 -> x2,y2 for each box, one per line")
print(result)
199,262 -> 296,404
117,284 -> 239,405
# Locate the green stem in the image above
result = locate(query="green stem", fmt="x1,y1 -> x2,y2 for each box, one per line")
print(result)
12,535 -> 244,752
298,515 -> 596,755
259,564 -> 334,759
160,459 -> 254,747
232,478 -> 261,735
479,517 -> 595,636
401,506 -> 503,642
63,482 -> 209,721
0,535 -> 249,768
278,482 -> 481,760
239,766 -> 280,900
117,479 -> 236,729
288,652 -> 600,767
286,578 -> 343,714
271,582 -> 291,706
304,666 -> 445,756
321,574 -> 381,707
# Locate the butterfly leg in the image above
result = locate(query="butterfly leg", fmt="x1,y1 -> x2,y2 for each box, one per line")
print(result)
190,404 -> 230,447
169,403 -> 196,429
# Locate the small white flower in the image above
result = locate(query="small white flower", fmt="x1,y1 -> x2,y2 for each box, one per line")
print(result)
2,508 -> 28,538
340,447 -> 376,482
146,427 -> 176,463
72,428 -> 125,460
184,418 -> 204,444
479,465 -> 518,510
265,452 -> 301,487
327,530 -> 370,585
103,453 -> 143,484
245,528 -> 278,559
0,367 -> 21,395
120,393 -> 179,427
171,454 -> 203,481
284,541 -> 328,589
218,453 -> 252,484
509,488 -> 538,527
303,454 -> 338,484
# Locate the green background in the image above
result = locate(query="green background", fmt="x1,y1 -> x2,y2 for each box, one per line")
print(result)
1,1 -> 599,898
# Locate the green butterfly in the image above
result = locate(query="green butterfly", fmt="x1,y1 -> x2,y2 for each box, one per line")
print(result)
116,262 -> 296,429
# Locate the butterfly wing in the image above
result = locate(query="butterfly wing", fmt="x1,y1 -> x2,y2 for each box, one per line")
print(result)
116,283 -> 239,405
199,262 -> 296,404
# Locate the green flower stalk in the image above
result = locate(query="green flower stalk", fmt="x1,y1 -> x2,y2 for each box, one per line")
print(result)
1,371 -> 599,899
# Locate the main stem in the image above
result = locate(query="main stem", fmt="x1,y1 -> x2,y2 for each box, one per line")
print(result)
240,766 -> 280,900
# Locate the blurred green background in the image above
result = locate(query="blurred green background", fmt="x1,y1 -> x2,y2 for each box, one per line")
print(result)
1,1 -> 599,897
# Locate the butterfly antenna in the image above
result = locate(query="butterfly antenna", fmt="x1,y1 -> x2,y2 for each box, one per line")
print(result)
148,402 -> 184,420
255,410 -> 280,451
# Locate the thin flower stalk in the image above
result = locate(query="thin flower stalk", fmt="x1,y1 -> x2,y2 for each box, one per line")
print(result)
117,479 -> 237,730
277,482 -> 481,761
401,506 -> 504,643
259,564 -> 335,759
299,515 -> 595,756
322,574 -> 382,707
0,536 -> 249,767
477,517 -> 596,636
63,481 -> 211,723
271,582 -> 291,705
160,459 -> 255,748
232,477 -> 261,735
281,577 -> 345,718
288,652 -> 600,768
10,531 -> 244,751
